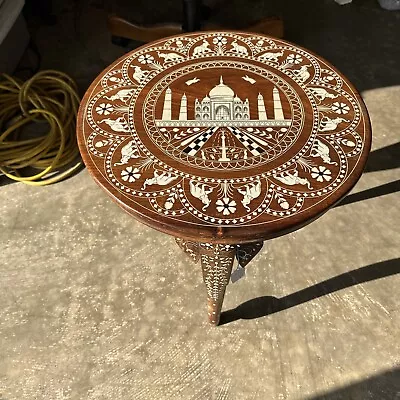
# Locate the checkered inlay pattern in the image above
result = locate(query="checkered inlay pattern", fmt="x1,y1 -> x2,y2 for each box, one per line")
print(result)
227,127 -> 265,156
183,127 -> 218,156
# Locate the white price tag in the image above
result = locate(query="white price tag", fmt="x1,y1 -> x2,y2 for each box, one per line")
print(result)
230,264 -> 246,283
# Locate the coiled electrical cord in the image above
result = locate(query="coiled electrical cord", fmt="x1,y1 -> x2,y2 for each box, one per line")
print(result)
0,70 -> 82,186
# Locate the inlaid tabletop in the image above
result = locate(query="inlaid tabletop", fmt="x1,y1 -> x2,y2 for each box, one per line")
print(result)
77,31 -> 371,243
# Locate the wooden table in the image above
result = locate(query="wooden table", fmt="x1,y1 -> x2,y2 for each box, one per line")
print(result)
77,31 -> 371,325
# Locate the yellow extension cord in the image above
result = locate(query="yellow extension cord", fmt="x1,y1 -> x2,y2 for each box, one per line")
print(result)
0,70 -> 82,186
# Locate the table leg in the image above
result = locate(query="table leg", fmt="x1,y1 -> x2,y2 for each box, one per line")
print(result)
198,243 -> 236,325
175,237 -> 200,263
236,242 -> 264,268
175,238 -> 263,325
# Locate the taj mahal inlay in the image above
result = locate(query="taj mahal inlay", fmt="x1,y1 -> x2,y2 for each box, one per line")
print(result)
195,77 -> 250,121
156,76 -> 292,128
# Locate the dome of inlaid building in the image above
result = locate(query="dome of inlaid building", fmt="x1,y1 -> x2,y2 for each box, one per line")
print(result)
209,77 -> 235,99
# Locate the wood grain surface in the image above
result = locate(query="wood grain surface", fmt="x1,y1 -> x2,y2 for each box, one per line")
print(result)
77,31 -> 371,244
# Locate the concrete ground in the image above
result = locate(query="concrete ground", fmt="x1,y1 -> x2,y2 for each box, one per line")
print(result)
1,0 -> 399,399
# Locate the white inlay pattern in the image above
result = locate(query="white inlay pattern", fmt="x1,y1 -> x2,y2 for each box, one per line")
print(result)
81,32 -> 369,231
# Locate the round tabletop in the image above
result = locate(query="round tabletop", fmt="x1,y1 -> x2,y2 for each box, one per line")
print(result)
77,31 -> 371,244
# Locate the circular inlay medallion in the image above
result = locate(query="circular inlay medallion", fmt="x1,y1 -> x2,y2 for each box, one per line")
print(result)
77,31 -> 371,242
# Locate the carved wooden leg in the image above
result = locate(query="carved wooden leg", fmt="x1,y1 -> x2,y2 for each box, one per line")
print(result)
175,237 -> 200,263
199,243 -> 236,325
175,238 -> 264,325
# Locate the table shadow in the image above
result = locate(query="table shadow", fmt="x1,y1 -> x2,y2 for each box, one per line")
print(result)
335,142 -> 400,208
220,258 -> 399,325
308,367 -> 400,400
336,179 -> 400,208
364,142 -> 400,173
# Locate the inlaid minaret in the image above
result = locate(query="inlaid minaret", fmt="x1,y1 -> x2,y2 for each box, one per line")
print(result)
257,93 -> 268,120
218,130 -> 230,161
162,87 -> 172,120
273,87 -> 284,120
179,93 -> 187,120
